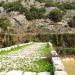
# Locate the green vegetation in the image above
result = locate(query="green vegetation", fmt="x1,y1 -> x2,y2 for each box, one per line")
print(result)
0,43 -> 53,72
57,2 -> 75,10
39,43 -> 51,56
2,1 -> 25,13
25,7 -> 46,20
0,16 -> 11,31
33,59 -> 53,72
45,2 -> 58,7
48,9 -> 65,22
0,1 -> 46,20
36,0 -> 52,3
12,58 -> 53,72
68,16 -> 75,28
60,47 -> 75,55
0,2 -> 4,6
45,1 -> 75,10
0,44 -> 28,55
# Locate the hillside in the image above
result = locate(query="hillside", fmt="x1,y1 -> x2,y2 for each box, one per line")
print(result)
0,0 -> 75,47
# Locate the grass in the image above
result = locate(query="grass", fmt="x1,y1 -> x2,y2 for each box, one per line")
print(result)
0,44 -> 28,56
20,44 -> 53,72
39,43 -> 51,56
18,58 -> 53,73
63,59 -> 75,75
33,59 -> 53,72
60,47 -> 75,55
0,43 -> 53,73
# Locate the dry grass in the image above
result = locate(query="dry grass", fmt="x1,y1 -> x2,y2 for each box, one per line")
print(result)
62,57 -> 75,75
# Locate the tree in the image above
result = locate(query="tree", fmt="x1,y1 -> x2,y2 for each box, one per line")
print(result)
68,16 -> 75,28
48,9 -> 65,22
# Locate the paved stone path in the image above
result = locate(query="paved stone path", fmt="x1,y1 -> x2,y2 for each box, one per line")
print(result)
0,43 -> 48,74
5,43 -> 46,58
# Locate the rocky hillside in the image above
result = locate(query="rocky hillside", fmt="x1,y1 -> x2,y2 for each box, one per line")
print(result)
0,0 -> 75,34
0,0 -> 75,47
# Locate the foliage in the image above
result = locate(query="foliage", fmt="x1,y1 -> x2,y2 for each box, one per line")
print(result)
0,16 -> 11,31
57,2 -> 75,9
0,44 -> 28,55
68,16 -> 75,28
45,2 -> 58,7
34,59 -> 53,72
2,1 -> 25,13
25,7 -> 46,20
3,35 -> 14,47
36,0 -> 52,3
0,2 -> 4,6
58,47 -> 75,55
48,9 -> 65,22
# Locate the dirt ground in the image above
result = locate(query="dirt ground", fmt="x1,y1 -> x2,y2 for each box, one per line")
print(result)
61,57 -> 75,75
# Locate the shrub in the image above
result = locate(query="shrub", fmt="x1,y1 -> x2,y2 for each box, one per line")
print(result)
2,1 -> 25,13
0,16 -> 11,31
48,9 -> 65,22
68,16 -> 75,28
0,2 -> 4,6
36,0 -> 52,3
57,2 -> 75,10
45,2 -> 58,7
25,7 -> 46,20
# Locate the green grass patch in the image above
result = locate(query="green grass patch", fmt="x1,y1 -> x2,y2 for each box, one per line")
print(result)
62,47 -> 75,54
20,59 -> 53,72
39,43 -> 52,56
34,59 -> 53,72
0,44 -> 28,56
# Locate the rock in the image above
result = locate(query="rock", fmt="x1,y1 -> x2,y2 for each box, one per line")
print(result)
6,70 -> 23,75
45,7 -> 58,15
54,71 -> 68,75
0,7 -> 4,13
34,1 -> 45,8
23,72 -> 36,75
38,72 -> 51,75
0,72 -> 6,75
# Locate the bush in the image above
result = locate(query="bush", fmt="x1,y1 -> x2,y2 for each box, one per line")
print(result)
68,16 -> 75,28
2,1 -> 25,13
25,7 -> 46,20
0,16 -> 11,31
45,2 -> 58,7
0,2 -> 4,6
48,9 -> 65,22
36,0 -> 52,3
57,2 -> 75,10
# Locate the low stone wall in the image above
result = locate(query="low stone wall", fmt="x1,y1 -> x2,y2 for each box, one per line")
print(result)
51,50 -> 68,75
